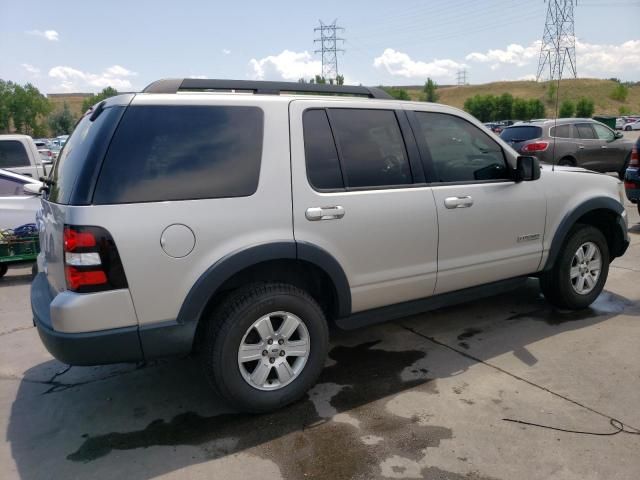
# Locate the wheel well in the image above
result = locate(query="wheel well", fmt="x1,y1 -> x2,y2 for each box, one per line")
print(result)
559,155 -> 576,166
193,260 -> 339,348
574,209 -> 624,259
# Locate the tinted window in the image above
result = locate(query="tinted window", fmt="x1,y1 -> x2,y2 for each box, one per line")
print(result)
0,175 -> 26,196
303,109 -> 344,190
499,126 -> 542,142
0,140 -> 30,168
48,106 -> 125,204
551,124 -> 572,138
415,112 -> 508,182
576,123 -> 596,139
329,109 -> 411,188
94,106 -> 263,204
593,123 -> 614,141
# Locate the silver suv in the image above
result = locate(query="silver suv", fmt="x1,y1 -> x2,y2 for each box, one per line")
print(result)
31,79 -> 629,412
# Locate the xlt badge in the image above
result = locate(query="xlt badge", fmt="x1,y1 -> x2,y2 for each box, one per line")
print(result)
517,233 -> 541,242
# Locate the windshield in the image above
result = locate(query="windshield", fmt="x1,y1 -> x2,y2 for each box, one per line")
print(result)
500,126 -> 542,143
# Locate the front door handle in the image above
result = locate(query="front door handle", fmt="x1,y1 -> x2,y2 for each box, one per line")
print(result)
444,196 -> 474,209
601,145 -> 608,149
306,205 -> 345,221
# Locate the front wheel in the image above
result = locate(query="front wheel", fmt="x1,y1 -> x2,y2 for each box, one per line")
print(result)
625,126 -> 632,131
0,264 -> 7,278
201,282 -> 329,413
540,224 -> 609,310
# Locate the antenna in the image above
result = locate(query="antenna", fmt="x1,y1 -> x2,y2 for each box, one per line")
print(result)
314,20 -> 345,82
536,0 -> 577,82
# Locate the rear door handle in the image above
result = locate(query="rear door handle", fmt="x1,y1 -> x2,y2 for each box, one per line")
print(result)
601,145 -> 608,149
578,145 -> 585,149
444,196 -> 473,209
306,206 -> 345,221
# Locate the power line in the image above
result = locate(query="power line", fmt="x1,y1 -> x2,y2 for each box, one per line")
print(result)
314,20 -> 345,81
457,69 -> 469,85
536,0 -> 578,81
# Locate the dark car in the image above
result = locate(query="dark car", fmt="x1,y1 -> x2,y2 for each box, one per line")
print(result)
500,118 -> 633,179
624,136 -> 640,215
483,122 -> 503,134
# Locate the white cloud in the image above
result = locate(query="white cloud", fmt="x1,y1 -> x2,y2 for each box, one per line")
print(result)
188,75 -> 207,79
517,74 -> 537,81
222,49 -> 231,55
21,63 -> 40,76
249,50 -> 321,81
48,65 -> 137,92
466,42 -> 540,67
373,48 -> 464,80
26,29 -> 59,41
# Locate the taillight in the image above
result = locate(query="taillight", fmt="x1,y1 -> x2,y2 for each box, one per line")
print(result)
63,225 -> 128,293
522,141 -> 549,152
624,181 -> 636,189
630,145 -> 639,167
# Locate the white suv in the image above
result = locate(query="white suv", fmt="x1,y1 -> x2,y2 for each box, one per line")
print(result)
31,79 -> 629,412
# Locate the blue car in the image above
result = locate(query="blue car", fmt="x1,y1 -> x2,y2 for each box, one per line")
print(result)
624,136 -> 640,215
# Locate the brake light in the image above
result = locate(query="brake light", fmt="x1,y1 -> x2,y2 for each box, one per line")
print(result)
522,141 -> 549,152
63,225 -> 127,293
630,145 -> 639,167
624,181 -> 636,189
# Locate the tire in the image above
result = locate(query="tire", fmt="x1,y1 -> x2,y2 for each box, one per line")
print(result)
637,203 -> 640,216
625,126 -> 631,131
540,224 -> 609,310
0,265 -> 7,278
201,282 -> 329,413
558,157 -> 575,167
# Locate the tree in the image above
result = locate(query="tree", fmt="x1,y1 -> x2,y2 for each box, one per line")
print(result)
0,80 -> 13,132
8,82 -> 51,135
546,82 -> 557,104
496,93 -> 513,120
314,75 -> 326,85
383,87 -> 410,100
48,102 -> 76,135
512,98 -> 529,120
575,97 -> 595,118
336,74 -> 344,86
463,94 -> 498,122
527,99 -> 545,119
558,99 -> 575,118
610,83 -> 629,102
81,86 -> 119,112
422,78 -> 438,102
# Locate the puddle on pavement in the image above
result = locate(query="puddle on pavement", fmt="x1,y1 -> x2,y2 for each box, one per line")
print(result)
67,341 -> 453,479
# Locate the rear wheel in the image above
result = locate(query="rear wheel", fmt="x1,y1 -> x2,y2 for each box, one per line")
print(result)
558,157 -> 575,167
625,126 -> 632,131
201,282 -> 329,413
0,265 -> 7,278
540,224 -> 609,310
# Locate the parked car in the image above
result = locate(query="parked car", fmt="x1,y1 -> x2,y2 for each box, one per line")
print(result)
0,135 -> 51,179
33,140 -> 54,164
624,136 -> 640,214
623,119 -> 640,131
0,169 -> 42,229
483,122 -> 503,134
500,118 -> 633,179
31,79 -> 629,413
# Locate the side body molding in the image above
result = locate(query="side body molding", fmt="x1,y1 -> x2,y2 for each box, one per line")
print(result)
543,196 -> 628,271
139,241 -> 351,359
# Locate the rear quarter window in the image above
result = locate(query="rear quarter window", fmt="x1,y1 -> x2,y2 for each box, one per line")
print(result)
93,105 -> 264,204
500,126 -> 543,142
0,140 -> 30,168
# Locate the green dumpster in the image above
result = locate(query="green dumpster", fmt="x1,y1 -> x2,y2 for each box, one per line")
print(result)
593,116 -> 616,130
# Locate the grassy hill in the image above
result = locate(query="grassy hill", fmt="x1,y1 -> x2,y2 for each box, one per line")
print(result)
47,93 -> 92,119
401,78 -> 640,117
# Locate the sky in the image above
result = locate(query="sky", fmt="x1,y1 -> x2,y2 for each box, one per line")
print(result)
1,0 -> 639,93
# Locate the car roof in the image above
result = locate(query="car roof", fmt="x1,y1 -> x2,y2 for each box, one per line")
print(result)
0,168 -> 41,184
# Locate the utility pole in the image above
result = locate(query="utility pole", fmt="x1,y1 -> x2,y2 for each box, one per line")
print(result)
456,69 -> 468,85
536,0 -> 577,81
314,20 -> 345,81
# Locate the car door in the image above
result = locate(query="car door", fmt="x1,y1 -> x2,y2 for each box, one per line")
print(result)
290,100 -> 439,314
0,174 -> 40,229
574,123 -> 602,170
592,122 -> 624,172
406,108 -> 546,295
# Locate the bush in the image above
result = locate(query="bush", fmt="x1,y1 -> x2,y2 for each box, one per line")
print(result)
463,94 -> 498,122
383,87 -> 410,100
575,97 -> 595,117
422,78 -> 438,102
610,83 -> 629,102
512,98 -> 529,120
527,99 -> 546,119
619,105 -> 631,116
558,99 -> 575,118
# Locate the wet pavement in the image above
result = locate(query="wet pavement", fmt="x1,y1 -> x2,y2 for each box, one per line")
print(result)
1,203 -> 639,480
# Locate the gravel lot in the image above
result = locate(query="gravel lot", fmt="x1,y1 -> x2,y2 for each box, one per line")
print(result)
0,202 -> 639,480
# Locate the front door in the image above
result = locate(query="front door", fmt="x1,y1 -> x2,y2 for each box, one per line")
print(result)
407,109 -> 546,294
289,100 -> 439,314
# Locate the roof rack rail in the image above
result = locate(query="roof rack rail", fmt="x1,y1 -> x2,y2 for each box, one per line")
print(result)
142,78 -> 393,100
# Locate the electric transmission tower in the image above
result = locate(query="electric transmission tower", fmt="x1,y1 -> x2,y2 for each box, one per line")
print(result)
314,20 -> 345,81
536,0 -> 577,82
456,69 -> 468,85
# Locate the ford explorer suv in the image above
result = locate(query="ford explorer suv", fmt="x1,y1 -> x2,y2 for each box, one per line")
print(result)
500,118 -> 633,179
31,79 -> 629,412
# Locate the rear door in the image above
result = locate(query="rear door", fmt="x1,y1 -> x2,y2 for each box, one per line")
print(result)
592,122 -> 624,172
290,100 -> 439,313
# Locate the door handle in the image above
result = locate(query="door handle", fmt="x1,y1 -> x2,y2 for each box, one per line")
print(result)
578,145 -> 585,149
444,196 -> 474,209
306,206 -> 345,221
601,145 -> 608,149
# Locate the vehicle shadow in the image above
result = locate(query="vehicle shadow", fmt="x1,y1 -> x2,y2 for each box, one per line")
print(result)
6,280 -> 637,480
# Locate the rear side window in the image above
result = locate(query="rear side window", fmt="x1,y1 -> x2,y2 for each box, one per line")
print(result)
499,126 -> 542,142
303,109 -> 343,190
329,109 -> 412,188
550,124 -> 572,138
94,105 -> 263,204
0,175 -> 26,196
576,123 -> 596,139
0,141 -> 30,168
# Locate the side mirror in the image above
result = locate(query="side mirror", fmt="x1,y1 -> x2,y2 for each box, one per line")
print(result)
614,131 -> 623,139
515,156 -> 540,182
23,182 -> 44,196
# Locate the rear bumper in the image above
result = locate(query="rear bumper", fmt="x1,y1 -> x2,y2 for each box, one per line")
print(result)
31,273 -> 144,365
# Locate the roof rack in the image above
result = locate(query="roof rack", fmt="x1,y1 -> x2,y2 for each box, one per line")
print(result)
142,78 -> 393,100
